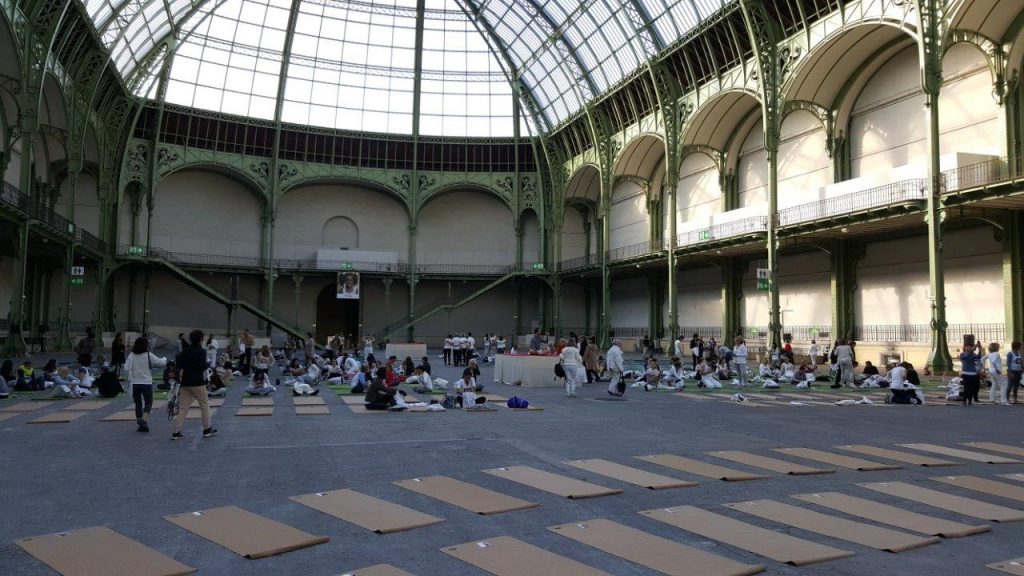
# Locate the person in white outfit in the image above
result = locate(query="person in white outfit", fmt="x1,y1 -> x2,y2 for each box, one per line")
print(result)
987,342 -> 1009,405
205,335 -> 219,368
658,357 -> 686,390
560,338 -> 582,397
733,337 -> 748,387
834,340 -> 855,386
606,339 -> 625,396
125,337 -> 167,433
246,372 -> 276,396
290,363 -> 321,395
808,340 -> 820,369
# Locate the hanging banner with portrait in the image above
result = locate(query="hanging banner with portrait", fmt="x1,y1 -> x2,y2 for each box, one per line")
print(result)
336,271 -> 360,299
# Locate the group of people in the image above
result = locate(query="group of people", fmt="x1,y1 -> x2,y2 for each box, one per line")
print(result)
959,341 -> 1022,406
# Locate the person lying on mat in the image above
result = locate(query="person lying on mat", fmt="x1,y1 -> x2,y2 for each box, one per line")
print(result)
365,367 -> 404,410
246,372 -> 276,396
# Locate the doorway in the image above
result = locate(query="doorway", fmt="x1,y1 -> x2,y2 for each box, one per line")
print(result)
316,283 -> 360,344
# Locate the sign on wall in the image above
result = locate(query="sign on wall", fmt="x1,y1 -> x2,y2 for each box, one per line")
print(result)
336,271 -> 360,300
71,266 -> 85,276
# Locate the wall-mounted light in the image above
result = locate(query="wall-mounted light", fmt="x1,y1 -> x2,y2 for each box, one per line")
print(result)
840,227 -> 848,234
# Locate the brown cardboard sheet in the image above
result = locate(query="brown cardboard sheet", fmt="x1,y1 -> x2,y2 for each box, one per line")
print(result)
202,398 -> 225,407
28,411 -> 87,424
339,395 -> 365,404
548,518 -> 764,576
290,488 -> 443,533
724,499 -> 939,552
0,412 -> 18,422
961,442 -> 1024,458
101,410 -> 145,422
63,400 -> 112,411
640,505 -> 854,566
564,459 -> 697,489
15,526 -> 196,576
347,404 -> 390,414
0,402 -> 48,412
835,445 -> 959,467
442,535 -> 612,576
792,492 -> 989,538
932,475 -> 1024,503
636,454 -> 769,482
292,396 -> 326,405
897,443 -> 1020,464
706,451 -> 834,476
241,397 -> 274,406
482,465 -> 623,499
185,408 -> 218,419
296,405 -> 330,415
988,557 -> 1024,575
235,407 -> 273,416
337,564 -> 415,576
859,481 -> 1024,522
773,447 -> 900,471
164,505 -> 328,558
394,475 -> 538,515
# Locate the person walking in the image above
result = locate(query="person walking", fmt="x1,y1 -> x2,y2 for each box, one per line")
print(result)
834,339 -> 855,387
173,330 -> 217,439
110,332 -> 127,375
583,339 -> 599,383
124,336 -> 167,433
733,337 -> 748,387
1007,341 -> 1022,404
75,327 -> 96,369
606,339 -> 625,396
986,342 -> 1009,406
960,342 -> 982,406
304,333 -> 316,362
560,338 -> 582,398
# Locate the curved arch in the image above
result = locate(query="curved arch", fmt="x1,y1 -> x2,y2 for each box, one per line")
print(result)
40,73 -> 68,131
282,176 -> 408,218
564,163 -> 601,205
681,89 -> 761,151
417,183 -> 513,220
946,0 -> 1024,53
612,133 -> 665,182
158,164 -> 267,206
944,29 -> 1005,103
321,216 -> 359,249
831,36 -> 920,144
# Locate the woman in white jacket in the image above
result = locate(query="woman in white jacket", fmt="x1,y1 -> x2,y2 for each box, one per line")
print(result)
606,339 -> 625,396
125,336 -> 167,433
733,337 -> 748,387
987,342 -> 1009,405
560,338 -> 583,397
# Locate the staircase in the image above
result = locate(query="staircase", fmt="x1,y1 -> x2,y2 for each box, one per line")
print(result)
374,271 -> 523,343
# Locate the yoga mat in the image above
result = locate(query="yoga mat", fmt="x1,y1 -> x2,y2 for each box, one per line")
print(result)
394,476 -> 538,515
338,564 -> 414,576
483,465 -> 623,499
793,492 -> 990,538
101,410 -> 144,422
290,488 -> 444,534
898,443 -> 1021,464
548,518 -> 765,576
441,535 -> 611,576
126,400 -> 168,410
674,393 -> 716,400
932,475 -> 1024,503
724,499 -> 939,552
242,398 -> 274,406
859,482 -> 1024,522
637,454 -> 769,482
164,505 -> 328,558
236,407 -> 273,416
296,405 -> 330,415
988,557 -> 1024,576
28,411 -> 87,424
564,459 -> 698,489
1,402 -> 48,412
15,526 -> 196,576
640,505 -> 854,566
707,450 -> 834,476
961,442 -> 1024,458
64,400 -> 112,411
773,447 -> 900,471
292,396 -> 326,405
836,444 -> 959,467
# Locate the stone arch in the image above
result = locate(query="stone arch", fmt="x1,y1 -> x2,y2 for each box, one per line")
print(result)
417,182 -> 512,220
321,216 -> 359,249
415,187 -> 516,266
159,163 -> 267,206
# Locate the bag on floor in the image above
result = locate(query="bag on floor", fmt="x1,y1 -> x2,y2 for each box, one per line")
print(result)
507,396 -> 529,409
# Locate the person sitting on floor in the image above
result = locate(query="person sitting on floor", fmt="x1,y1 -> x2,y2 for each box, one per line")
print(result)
343,353 -> 360,381
41,359 -> 58,389
95,365 -> 122,398
697,359 -> 723,389
642,358 -> 662,391
51,366 -> 90,398
246,372 -> 276,396
716,359 -> 731,380
758,359 -> 774,379
159,362 -> 178,391
215,361 -> 235,389
862,360 -> 880,376
887,362 -> 924,404
365,366 -> 403,410
905,362 -> 921,387
207,368 -> 228,397
406,366 -> 436,393
350,364 -> 370,395
780,359 -> 795,381
794,362 -> 815,383
656,357 -> 686,390
77,367 -> 94,389
15,360 -> 42,391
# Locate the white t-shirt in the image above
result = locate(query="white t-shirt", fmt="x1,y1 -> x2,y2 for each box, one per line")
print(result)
443,338 -> 453,350
889,365 -> 907,388
467,337 -> 475,350
733,344 -> 747,363
987,351 -> 1003,375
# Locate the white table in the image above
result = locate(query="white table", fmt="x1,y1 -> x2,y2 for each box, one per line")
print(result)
494,354 -> 563,387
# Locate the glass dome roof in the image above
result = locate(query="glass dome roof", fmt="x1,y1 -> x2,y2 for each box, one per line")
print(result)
83,0 -> 730,137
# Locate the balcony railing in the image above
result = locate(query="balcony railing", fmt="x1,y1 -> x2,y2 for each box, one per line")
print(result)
75,227 -> 107,253
676,216 -> 769,248
607,239 -> 662,263
942,156 -> 1021,193
558,253 -> 599,272
778,178 -> 927,227
855,323 -> 1006,344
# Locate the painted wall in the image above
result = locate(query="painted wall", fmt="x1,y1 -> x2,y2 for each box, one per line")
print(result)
54,173 -> 101,236
738,121 -> 769,209
668,153 -> 722,228
560,206 -> 588,261
416,190 -> 515,265
778,110 -> 830,209
610,276 -> 648,329
676,265 -> 722,328
609,180 -> 648,249
559,282 -> 588,329
741,251 -> 831,329
521,210 -> 541,265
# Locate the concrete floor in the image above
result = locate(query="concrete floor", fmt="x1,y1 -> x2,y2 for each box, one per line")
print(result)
1,348 -> 1021,575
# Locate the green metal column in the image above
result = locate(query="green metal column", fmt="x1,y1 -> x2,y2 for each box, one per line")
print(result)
1003,212 -> 1024,343
599,202 -> 611,348
721,258 -> 743,342
765,147 -> 781,350
666,167 -> 679,343
141,267 -> 152,334
1006,77 -> 1020,177
292,274 -> 303,328
56,162 -> 81,351
583,219 -> 592,265
829,239 -> 864,341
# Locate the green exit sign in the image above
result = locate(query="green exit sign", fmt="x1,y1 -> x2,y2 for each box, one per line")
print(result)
756,279 -> 769,291
698,230 -> 711,241
71,278 -> 84,287
341,262 -> 354,270
128,246 -> 145,255
532,263 -> 544,271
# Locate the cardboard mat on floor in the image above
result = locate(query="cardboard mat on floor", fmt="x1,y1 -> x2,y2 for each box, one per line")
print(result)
164,505 -> 328,558
988,557 -> 1024,576
292,396 -> 326,405
15,526 -> 196,576
339,396 -> 364,404
549,518 -> 765,576
185,408 -> 218,420
296,405 -> 330,415
564,459 -> 697,489
637,454 -> 769,482
725,499 -> 939,552
394,476 -> 537,515
835,445 -> 958,467
706,450 -> 833,476
0,412 -> 18,423
242,398 -> 274,406
961,441 -> 1024,458
291,488 -> 443,533
347,404 -> 389,414
859,482 -> 1024,522
236,407 -> 273,416
201,398 -> 225,407
339,565 -> 415,576
0,402 -> 48,412
64,400 -> 112,411
897,443 -> 1020,464
442,535 -> 611,576
773,447 -> 900,471
483,465 -> 622,499
640,505 -> 854,566
932,475 -> 1024,503
28,411 -> 87,424
792,492 -> 990,538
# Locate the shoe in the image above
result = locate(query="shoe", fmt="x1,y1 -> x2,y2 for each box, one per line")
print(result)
136,419 -> 145,432
311,389 -> 320,396
203,427 -> 218,437
140,421 -> 150,433
276,378 -> 281,386
292,390 -> 299,396
171,432 -> 183,440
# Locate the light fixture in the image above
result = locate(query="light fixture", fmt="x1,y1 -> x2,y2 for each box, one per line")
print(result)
840,227 -> 848,234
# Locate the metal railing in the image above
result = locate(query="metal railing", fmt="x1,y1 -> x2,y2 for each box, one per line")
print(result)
607,239 -> 662,263
942,156 -> 1020,193
609,327 -> 649,338
855,323 -> 1006,344
75,227 -> 107,253
778,178 -> 927,227
558,253 -> 599,272
680,326 -> 724,340
676,216 -> 769,248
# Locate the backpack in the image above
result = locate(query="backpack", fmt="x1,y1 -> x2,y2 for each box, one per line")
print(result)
507,396 -> 529,409
553,363 -> 565,378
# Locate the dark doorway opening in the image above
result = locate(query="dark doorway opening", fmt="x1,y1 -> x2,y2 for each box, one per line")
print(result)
316,283 -> 359,344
